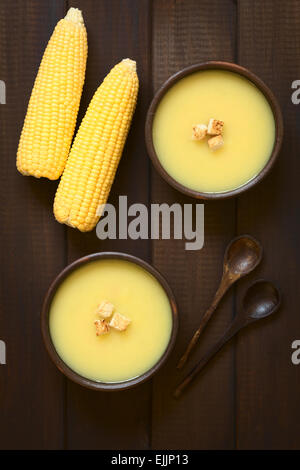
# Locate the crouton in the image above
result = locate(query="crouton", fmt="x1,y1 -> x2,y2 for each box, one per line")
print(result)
207,118 -> 224,135
109,312 -> 131,332
208,134 -> 224,151
96,300 -> 114,319
192,123 -> 207,141
94,319 -> 110,336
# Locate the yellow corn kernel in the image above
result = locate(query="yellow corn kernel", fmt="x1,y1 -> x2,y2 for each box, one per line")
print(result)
17,8 -> 87,180
54,58 -> 139,231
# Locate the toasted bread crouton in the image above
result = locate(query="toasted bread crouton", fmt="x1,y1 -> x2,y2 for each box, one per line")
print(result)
208,135 -> 224,151
207,118 -> 224,135
192,124 -> 207,141
109,312 -> 131,332
96,300 -> 114,319
94,319 -> 110,336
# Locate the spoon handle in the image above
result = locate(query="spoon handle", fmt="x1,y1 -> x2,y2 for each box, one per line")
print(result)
174,321 -> 241,399
177,273 -> 234,370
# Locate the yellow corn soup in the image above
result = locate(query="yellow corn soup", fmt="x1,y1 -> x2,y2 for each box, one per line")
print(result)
49,259 -> 173,383
153,69 -> 276,193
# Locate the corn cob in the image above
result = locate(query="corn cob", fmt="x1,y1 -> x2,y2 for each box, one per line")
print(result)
54,58 -> 139,232
17,8 -> 87,180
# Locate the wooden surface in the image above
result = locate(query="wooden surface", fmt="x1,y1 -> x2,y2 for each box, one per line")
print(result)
0,0 -> 299,450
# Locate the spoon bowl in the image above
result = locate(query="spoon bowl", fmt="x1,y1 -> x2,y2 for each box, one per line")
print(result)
224,235 -> 263,277
243,280 -> 281,321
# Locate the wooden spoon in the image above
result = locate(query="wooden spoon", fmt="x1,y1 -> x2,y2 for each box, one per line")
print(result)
177,235 -> 263,370
174,280 -> 281,398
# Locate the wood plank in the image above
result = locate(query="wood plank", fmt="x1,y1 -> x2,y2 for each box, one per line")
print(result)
151,0 -> 237,450
0,0 -> 66,449
65,0 -> 152,450
236,0 -> 300,449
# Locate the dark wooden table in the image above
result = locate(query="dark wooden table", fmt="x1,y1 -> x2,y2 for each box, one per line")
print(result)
0,0 -> 300,450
